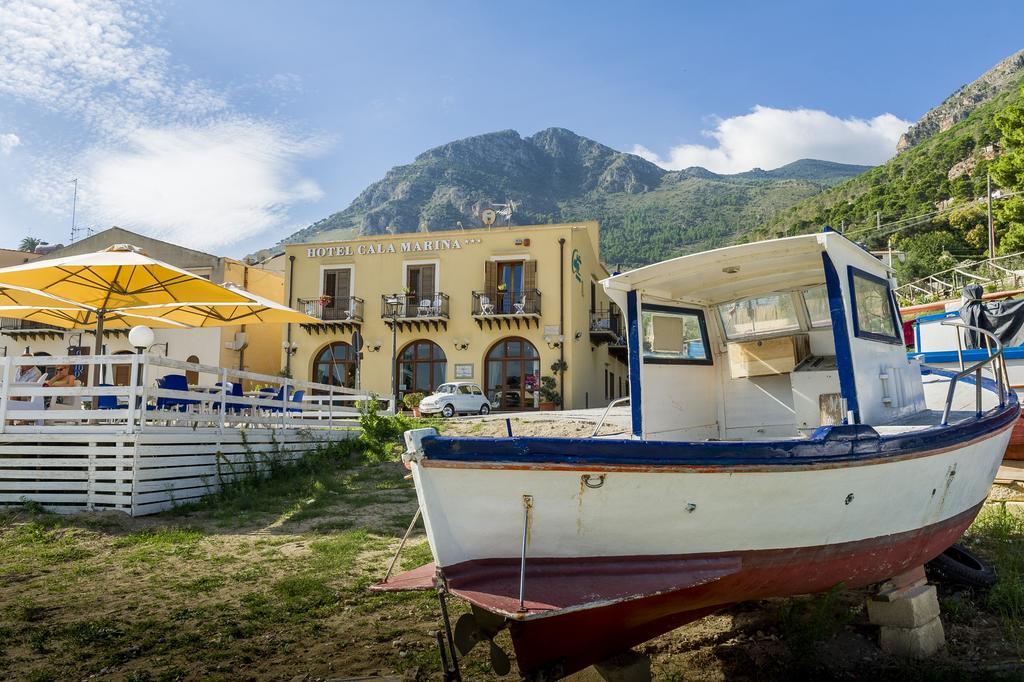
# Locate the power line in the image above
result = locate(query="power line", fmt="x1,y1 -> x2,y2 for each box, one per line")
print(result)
843,190 -> 1020,242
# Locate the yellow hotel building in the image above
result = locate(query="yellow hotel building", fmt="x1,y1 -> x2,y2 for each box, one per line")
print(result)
283,221 -> 629,410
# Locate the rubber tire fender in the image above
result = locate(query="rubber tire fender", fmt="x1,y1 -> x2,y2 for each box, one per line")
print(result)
927,543 -> 997,588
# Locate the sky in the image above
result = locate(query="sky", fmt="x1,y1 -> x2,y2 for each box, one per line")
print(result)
1,0 -> 1023,258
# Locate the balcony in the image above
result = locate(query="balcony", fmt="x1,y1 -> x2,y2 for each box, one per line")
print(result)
471,289 -> 542,329
589,308 -> 623,342
590,308 -> 627,361
381,292 -> 450,331
296,296 -> 364,334
0,317 -> 64,340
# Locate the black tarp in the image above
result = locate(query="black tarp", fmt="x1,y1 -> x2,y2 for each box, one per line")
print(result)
958,283 -> 1024,349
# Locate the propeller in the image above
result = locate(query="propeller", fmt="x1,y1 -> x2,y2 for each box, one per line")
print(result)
454,605 -> 511,675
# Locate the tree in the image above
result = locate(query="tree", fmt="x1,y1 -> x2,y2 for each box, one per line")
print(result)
992,86 -> 1024,253
18,236 -> 42,252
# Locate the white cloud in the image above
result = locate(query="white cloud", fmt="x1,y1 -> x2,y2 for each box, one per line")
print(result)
633,106 -> 911,174
0,0 -> 323,250
0,0 -> 225,135
0,133 -> 20,154
85,120 -> 324,249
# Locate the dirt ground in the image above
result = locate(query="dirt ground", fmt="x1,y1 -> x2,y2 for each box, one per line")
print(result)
1,417 -> 1023,681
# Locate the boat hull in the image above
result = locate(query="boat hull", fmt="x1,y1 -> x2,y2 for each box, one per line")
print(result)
500,501 -> 980,677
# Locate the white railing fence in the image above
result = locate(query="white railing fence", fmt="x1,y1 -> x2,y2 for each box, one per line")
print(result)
0,353 -> 394,434
0,354 -> 395,515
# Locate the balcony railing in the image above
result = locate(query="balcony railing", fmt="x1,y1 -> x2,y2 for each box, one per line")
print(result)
297,296 -> 364,323
471,289 -> 541,316
380,293 -> 450,320
590,308 -> 625,343
0,317 -> 60,331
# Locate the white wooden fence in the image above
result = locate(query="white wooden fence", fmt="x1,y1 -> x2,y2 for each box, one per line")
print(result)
0,354 -> 392,515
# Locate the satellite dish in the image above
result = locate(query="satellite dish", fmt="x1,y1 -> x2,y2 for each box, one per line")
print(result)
481,209 -> 497,226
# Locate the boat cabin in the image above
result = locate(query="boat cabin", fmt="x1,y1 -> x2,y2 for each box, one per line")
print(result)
603,230 -> 926,440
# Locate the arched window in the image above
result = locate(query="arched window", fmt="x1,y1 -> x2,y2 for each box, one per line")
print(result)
399,340 -> 446,399
313,342 -> 357,389
485,337 -> 540,410
185,355 -> 200,385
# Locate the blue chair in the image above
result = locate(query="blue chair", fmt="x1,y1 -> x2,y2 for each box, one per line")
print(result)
265,386 -> 288,413
156,374 -> 198,412
215,381 -> 246,414
95,383 -> 120,410
286,389 -> 305,414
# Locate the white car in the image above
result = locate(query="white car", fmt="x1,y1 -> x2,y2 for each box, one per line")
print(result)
418,382 -> 492,417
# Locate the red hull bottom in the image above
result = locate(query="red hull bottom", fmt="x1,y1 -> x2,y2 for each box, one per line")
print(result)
484,503 -> 983,678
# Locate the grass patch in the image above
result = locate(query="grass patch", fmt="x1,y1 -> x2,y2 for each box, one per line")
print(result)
400,539 -> 434,571
113,527 -> 204,549
775,584 -> 853,651
966,504 -> 1024,652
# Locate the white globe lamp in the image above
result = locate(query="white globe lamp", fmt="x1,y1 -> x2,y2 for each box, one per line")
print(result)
128,325 -> 155,351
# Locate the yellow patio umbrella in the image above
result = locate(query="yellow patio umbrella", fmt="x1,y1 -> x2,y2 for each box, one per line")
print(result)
122,283 -> 320,326
0,244 -> 251,383
0,305 -> 188,330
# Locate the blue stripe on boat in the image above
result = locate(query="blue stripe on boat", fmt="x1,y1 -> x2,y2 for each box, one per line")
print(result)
626,290 -> 642,437
822,251 -> 859,420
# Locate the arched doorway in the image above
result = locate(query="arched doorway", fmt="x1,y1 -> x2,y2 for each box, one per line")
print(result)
185,355 -> 200,385
399,340 -> 446,401
485,337 -> 540,411
312,342 -> 357,389
112,350 -> 136,386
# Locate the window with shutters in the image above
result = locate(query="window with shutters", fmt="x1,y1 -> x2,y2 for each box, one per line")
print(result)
321,267 -> 353,320
406,264 -> 436,300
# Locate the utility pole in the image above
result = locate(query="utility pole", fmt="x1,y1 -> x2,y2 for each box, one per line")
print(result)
840,219 -> 845,234
987,173 -> 995,260
69,178 -> 78,243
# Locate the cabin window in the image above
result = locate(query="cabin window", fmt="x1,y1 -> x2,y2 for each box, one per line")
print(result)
848,267 -> 901,344
802,286 -> 832,328
641,304 -> 712,365
718,293 -> 800,340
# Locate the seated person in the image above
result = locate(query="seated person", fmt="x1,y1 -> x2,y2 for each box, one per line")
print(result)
45,365 -> 81,407
15,353 -> 42,383
12,353 -> 43,402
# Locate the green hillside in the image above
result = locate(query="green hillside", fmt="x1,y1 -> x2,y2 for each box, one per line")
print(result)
756,59 -> 1024,283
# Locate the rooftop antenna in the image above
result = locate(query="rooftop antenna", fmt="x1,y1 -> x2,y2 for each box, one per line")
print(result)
493,200 -> 517,226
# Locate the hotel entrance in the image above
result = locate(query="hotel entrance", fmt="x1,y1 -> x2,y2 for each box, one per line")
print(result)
485,337 -> 540,411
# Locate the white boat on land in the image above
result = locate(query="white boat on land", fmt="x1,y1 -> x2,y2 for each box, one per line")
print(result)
375,230 -> 1017,680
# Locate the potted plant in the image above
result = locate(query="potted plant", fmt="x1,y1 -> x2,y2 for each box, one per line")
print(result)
403,391 -> 426,417
550,359 -> 568,373
318,294 -> 332,307
538,376 -> 561,411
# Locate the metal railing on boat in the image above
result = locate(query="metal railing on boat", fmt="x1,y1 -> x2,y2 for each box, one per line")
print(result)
590,396 -> 630,437
939,321 -> 1007,425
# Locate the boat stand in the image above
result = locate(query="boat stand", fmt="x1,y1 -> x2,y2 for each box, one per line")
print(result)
434,585 -> 463,681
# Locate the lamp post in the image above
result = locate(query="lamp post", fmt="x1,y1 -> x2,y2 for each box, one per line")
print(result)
128,325 -> 155,400
383,295 -> 403,411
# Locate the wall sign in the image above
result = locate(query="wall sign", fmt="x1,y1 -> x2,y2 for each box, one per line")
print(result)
571,248 -> 582,282
454,363 -> 474,379
306,238 -> 475,258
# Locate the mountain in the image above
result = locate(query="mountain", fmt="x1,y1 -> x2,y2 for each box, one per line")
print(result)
757,49 -> 1024,282
897,49 -> 1024,152
278,128 -> 869,267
